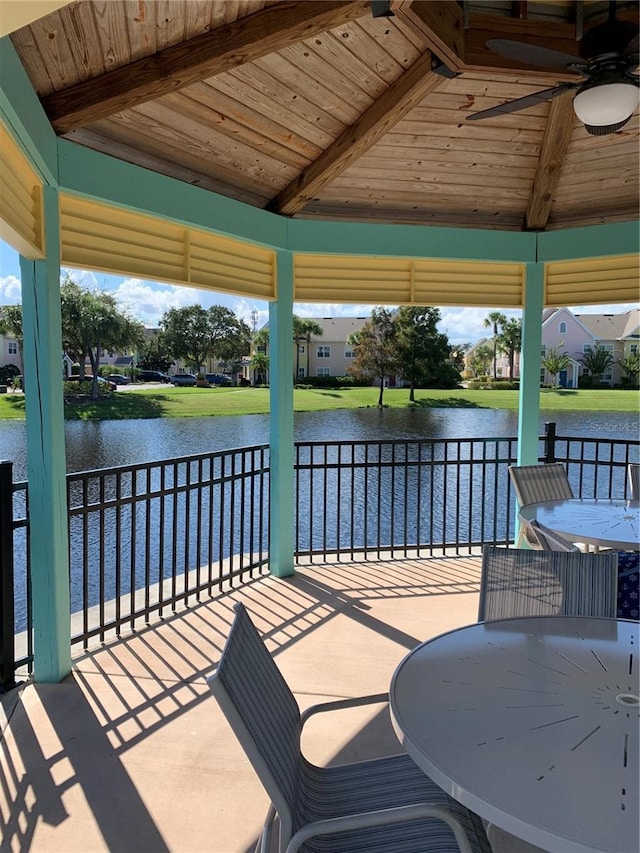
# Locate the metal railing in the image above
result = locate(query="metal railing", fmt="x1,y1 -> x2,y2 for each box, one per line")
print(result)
2,424 -> 638,689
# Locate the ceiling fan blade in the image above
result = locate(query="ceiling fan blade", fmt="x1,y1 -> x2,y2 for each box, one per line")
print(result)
625,33 -> 639,61
466,83 -> 577,122
486,39 -> 582,69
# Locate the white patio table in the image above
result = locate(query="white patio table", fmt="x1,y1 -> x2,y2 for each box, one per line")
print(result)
389,615 -> 639,853
519,498 -> 640,551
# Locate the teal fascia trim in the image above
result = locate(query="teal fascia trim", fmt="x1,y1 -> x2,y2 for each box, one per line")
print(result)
0,37 -> 58,184
537,220 -> 640,262
269,251 -> 295,577
20,186 -> 71,682
286,218 -> 538,263
518,263 -> 544,467
57,139 -> 288,250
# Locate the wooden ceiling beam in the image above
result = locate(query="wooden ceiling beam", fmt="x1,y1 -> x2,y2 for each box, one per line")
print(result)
395,2 -> 583,80
42,1 -> 371,134
270,50 -> 444,216
525,91 -> 575,231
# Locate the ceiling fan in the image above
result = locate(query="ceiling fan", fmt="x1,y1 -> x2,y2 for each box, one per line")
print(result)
466,1 -> 639,135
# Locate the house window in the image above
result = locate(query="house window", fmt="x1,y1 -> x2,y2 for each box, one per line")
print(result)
559,322 -> 567,334
317,346 -> 330,358
583,343 -> 592,353
317,367 -> 330,377
298,367 -> 305,378
297,344 -> 305,354
540,345 -> 546,357
630,344 -> 638,354
7,341 -> 17,355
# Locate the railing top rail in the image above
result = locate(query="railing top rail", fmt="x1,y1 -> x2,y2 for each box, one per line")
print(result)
65,443 -> 270,482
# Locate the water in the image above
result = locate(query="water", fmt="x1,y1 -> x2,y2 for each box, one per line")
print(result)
3,407 -> 638,634
1,407 -> 638,480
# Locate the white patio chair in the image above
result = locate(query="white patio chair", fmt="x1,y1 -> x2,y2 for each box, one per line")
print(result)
477,546 -> 617,622
509,463 -> 574,547
628,462 -> 640,500
527,519 -> 579,552
208,603 -> 491,853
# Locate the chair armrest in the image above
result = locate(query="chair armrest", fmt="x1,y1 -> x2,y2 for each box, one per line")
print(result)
284,802 -> 475,853
300,692 -> 388,727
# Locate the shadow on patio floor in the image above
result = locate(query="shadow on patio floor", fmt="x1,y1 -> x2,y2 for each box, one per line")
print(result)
1,556 -> 482,852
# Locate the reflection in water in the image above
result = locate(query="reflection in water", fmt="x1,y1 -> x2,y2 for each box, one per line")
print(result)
0,407 -> 638,481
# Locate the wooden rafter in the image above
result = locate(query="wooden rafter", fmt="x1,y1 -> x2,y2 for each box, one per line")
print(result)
42,1 -> 371,134
270,50 -> 445,216
525,91 -> 575,231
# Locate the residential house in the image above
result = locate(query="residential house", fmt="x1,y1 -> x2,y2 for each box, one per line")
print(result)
464,308 -> 639,387
1,333 -> 21,372
301,317 -> 367,379
542,307 -> 640,387
251,316 -> 368,383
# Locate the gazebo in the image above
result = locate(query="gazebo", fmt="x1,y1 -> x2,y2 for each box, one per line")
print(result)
0,0 -> 638,682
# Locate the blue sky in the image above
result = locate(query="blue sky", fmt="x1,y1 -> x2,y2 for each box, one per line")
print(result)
1,240 -> 637,345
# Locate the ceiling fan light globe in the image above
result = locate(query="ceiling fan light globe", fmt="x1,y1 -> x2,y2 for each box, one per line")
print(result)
573,82 -> 640,126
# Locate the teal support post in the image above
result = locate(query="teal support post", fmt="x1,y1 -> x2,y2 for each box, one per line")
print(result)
514,262 -> 545,546
268,251 -> 295,578
517,262 -> 544,466
19,185 -> 71,682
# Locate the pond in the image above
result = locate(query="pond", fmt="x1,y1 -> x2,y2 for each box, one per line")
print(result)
1,407 -> 638,481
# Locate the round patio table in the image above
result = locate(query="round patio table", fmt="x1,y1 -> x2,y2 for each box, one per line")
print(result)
389,615 -> 639,853
519,498 -> 640,551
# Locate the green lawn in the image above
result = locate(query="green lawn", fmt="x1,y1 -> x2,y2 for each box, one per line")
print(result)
0,386 -> 638,421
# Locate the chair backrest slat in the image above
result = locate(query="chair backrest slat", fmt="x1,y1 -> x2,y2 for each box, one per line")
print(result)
509,463 -> 574,507
478,547 -> 617,622
208,604 -> 301,836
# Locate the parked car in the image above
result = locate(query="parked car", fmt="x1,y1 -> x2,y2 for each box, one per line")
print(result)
139,370 -> 171,383
65,375 -> 117,391
171,373 -> 197,387
107,373 -> 130,385
203,373 -> 232,386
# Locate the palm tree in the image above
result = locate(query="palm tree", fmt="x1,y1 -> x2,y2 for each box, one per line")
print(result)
580,346 -> 614,386
293,316 -> 323,379
496,318 -> 521,381
483,311 -> 507,380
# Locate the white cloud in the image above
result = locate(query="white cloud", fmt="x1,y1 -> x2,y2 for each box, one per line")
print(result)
0,275 -> 21,303
61,268 -> 101,290
109,279 -> 199,325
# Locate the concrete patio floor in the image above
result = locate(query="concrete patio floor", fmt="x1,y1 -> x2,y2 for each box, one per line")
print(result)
1,555 -> 484,853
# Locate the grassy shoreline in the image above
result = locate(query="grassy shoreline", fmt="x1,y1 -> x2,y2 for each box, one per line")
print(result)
0,386 -> 638,421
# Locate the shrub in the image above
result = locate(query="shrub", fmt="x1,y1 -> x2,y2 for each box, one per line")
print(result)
0,364 -> 20,383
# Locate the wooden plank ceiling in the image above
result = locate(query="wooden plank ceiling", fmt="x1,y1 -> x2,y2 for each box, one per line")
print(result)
8,0 -> 640,233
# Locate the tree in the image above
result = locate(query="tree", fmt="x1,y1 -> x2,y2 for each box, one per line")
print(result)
347,307 -> 398,407
250,351 -> 269,385
217,315 -> 252,380
580,345 -> 614,386
60,278 -> 145,399
470,343 -> 494,377
541,345 -> 571,387
394,306 -> 455,401
161,305 -> 248,373
483,311 -> 507,380
138,331 -> 174,373
618,351 -> 640,386
0,304 -> 24,377
496,318 -> 521,381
